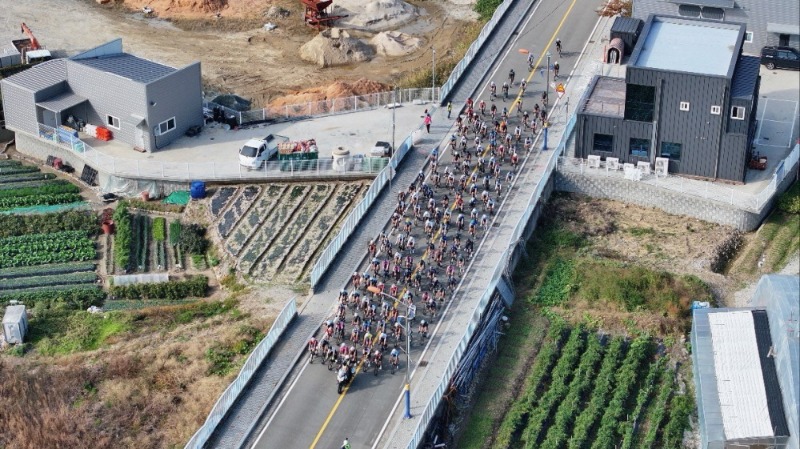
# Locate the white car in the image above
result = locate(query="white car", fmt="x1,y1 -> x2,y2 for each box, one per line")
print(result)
238,135 -> 284,169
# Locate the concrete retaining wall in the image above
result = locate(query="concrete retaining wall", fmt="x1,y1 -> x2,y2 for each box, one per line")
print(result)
553,164 -> 798,231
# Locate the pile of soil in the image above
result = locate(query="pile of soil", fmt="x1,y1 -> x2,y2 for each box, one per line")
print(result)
300,28 -> 374,67
336,0 -> 419,31
114,0 -> 261,18
268,78 -> 389,107
370,31 -> 422,56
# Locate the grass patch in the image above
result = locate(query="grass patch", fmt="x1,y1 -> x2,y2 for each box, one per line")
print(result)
205,324 -> 264,376
30,310 -> 132,355
629,226 -> 656,237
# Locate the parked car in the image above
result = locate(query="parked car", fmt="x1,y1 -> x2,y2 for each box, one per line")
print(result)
760,46 -> 800,70
239,134 -> 285,169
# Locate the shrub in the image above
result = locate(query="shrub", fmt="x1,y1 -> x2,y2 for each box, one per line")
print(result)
0,285 -> 105,309
120,198 -> 185,214
474,0 -> 503,20
777,181 -> 800,214
180,223 -> 209,254
110,275 -> 208,300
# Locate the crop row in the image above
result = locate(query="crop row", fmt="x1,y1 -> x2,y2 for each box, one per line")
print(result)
0,230 -> 95,269
0,166 -> 41,176
641,370 -> 674,448
0,271 -> 97,291
238,185 -> 310,274
0,160 -> 22,167
225,184 -> 287,256
254,184 -> 332,278
0,261 -> 96,280
661,394 -> 693,448
153,217 -> 166,241
0,192 -> 83,211
217,186 -> 262,238
210,187 -> 238,217
538,334 -> 606,449
619,356 -> 667,449
590,336 -> 653,449
0,210 -> 99,239
110,275 -> 208,300
0,284 -> 105,309
113,206 -> 133,271
493,320 -> 567,449
132,214 -> 150,271
283,183 -> 364,280
521,328 -> 587,448
0,172 -> 56,184
169,220 -> 182,246
0,180 -> 79,199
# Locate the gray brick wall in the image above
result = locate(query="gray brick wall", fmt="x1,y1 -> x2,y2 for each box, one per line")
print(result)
553,166 -> 798,231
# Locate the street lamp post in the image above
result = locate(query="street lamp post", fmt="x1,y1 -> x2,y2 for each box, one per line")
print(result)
367,286 -> 413,419
432,48 -> 436,103
545,51 -> 552,110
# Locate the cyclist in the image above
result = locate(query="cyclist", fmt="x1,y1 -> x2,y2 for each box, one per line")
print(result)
419,319 -> 429,339
554,61 -> 560,79
390,345 -> 401,370
520,79 -> 527,94
372,348 -> 383,370
502,82 -> 509,101
527,52 -> 535,70
555,38 -> 562,56
508,68 -> 515,86
490,81 -> 497,100
308,336 -> 319,361
478,99 -> 486,116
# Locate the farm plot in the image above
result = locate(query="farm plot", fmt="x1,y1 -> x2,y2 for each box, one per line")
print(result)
224,184 -> 288,257
0,231 -> 96,269
210,186 -> 238,217
237,185 -> 312,275
0,161 -> 84,211
216,186 -> 262,239
493,325 -> 691,449
280,183 -> 366,281
252,184 -> 335,279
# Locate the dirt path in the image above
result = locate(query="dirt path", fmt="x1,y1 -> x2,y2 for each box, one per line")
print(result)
2,0 -> 476,106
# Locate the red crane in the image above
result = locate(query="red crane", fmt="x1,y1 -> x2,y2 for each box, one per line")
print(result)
20,23 -> 41,51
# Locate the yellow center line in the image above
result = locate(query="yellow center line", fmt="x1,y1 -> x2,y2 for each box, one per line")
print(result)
308,3 -> 579,447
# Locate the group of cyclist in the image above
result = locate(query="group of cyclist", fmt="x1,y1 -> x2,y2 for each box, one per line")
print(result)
309,43 -> 565,388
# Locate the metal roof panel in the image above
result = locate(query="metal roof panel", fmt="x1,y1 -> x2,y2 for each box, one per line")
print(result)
72,53 -> 176,84
2,59 -> 66,91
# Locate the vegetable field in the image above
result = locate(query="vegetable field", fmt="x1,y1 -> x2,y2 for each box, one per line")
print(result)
0,208 -> 102,307
493,323 -> 692,449
208,181 -> 367,282
0,161 -> 84,211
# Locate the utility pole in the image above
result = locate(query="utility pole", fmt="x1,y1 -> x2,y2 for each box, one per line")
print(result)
546,51 -> 552,110
391,86 -> 397,190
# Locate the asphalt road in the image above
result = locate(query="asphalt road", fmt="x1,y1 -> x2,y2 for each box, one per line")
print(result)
252,0 -> 598,448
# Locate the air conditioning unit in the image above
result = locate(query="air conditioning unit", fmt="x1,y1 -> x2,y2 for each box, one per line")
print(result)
654,157 -> 669,176
623,163 -> 641,181
587,155 -> 601,168
606,157 -> 620,171
637,161 -> 651,176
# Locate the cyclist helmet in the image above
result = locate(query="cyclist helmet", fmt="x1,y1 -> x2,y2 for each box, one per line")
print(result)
421,319 -> 428,326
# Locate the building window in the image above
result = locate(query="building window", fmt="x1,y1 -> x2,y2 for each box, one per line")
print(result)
158,117 -> 176,135
680,101 -> 690,111
593,134 -> 614,153
731,106 -> 746,120
624,84 -> 656,122
629,138 -> 650,158
106,115 -> 120,129
678,4 -> 701,17
744,31 -> 754,43
660,142 -> 682,161
701,6 -> 724,20
711,105 -> 721,115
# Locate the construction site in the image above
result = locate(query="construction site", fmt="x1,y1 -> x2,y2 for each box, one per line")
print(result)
1,0 -> 479,109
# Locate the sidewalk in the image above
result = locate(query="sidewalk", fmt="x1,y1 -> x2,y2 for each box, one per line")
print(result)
377,14 -> 616,449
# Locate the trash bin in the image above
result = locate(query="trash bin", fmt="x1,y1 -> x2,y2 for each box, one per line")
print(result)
332,147 -> 351,173
190,181 -> 206,199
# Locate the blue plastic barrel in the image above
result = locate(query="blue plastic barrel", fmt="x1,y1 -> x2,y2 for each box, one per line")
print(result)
190,181 -> 206,199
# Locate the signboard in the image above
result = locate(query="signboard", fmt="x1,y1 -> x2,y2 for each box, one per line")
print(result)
556,83 -> 565,99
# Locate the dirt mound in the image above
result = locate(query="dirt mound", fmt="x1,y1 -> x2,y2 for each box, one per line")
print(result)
370,31 -> 422,56
269,78 -> 389,107
115,0 -> 260,18
300,28 -> 374,67
336,0 -> 418,31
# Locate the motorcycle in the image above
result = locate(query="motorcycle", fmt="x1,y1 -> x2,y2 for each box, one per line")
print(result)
336,364 -> 355,394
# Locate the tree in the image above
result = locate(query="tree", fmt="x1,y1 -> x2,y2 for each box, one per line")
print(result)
598,0 -> 632,17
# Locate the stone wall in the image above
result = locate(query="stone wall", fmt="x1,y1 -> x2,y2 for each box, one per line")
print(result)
553,163 -> 798,231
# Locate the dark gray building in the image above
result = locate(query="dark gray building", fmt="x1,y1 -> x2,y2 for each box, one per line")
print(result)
575,15 -> 761,182
0,39 -> 203,152
633,0 -> 800,53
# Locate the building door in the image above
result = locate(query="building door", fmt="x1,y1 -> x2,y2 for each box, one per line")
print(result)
780,34 -> 790,46
135,125 -> 146,151
41,110 -> 57,129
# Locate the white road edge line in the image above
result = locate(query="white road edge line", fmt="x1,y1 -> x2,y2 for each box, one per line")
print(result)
254,354 -> 314,444
755,97 -> 768,144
